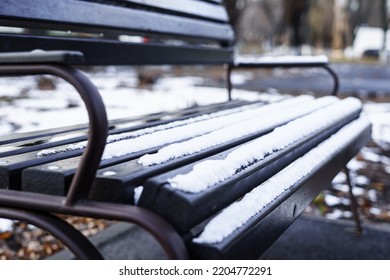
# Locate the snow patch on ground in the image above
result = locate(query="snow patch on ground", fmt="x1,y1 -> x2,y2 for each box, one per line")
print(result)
0,218 -> 13,233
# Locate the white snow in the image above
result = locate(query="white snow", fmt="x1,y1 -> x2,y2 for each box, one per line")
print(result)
352,187 -> 365,196
168,97 -> 362,194
38,95 -> 315,159
37,102 -> 266,156
360,147 -> 382,163
369,207 -> 382,216
367,189 -> 377,202
325,209 -> 344,220
332,184 -> 364,196
0,218 -> 13,232
193,116 -> 370,244
347,158 -> 367,171
353,175 -> 370,186
235,55 -> 329,65
99,97 -> 316,160
138,96 -> 337,166
133,186 -> 144,205
325,194 -> 342,207
0,68 -> 264,135
332,172 -> 347,184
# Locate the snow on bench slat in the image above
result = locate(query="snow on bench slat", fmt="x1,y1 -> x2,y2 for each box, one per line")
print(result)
37,102 -> 266,157
38,95 -> 314,159
100,96 -> 316,160
167,97 -> 362,193
138,96 -> 338,166
235,55 -> 329,65
193,116 -> 370,244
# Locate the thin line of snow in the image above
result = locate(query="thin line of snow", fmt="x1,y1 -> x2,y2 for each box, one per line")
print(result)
193,116 -> 370,244
167,98 -> 362,193
37,102 -> 265,157
100,96 -> 317,160
39,95 -> 314,159
138,96 -> 338,166
235,55 -> 329,65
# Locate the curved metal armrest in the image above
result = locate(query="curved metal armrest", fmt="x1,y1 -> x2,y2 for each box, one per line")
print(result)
0,62 -> 108,206
226,56 -> 340,100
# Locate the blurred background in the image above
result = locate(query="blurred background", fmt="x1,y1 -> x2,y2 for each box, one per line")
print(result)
225,0 -> 390,61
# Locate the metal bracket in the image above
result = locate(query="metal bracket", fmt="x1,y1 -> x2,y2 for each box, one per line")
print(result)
0,61 -> 108,205
226,61 -> 340,100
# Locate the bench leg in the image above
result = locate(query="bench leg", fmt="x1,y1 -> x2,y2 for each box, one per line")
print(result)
225,64 -> 233,101
322,65 -> 340,96
0,207 -> 103,259
344,167 -> 363,236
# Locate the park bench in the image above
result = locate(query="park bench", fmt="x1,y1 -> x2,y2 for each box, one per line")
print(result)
0,0 -> 371,259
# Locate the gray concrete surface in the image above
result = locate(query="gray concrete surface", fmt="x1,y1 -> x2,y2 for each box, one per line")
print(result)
50,215 -> 390,260
260,215 -> 390,260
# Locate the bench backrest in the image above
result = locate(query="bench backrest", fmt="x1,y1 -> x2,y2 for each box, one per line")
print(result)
0,0 -> 235,65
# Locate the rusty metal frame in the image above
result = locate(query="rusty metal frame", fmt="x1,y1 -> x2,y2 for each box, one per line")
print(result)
0,190 -> 189,259
226,62 -> 340,100
0,62 -> 188,260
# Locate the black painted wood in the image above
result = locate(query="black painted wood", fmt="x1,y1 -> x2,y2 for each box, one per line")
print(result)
0,35 -> 234,66
0,0 -> 234,43
0,50 -> 84,64
21,101 -> 264,194
138,109 -> 362,234
0,0 -> 235,66
0,100 -> 247,156
89,102 -> 335,203
21,101 -> 361,201
189,125 -> 371,259
1,101 -> 251,190
80,0 -> 230,22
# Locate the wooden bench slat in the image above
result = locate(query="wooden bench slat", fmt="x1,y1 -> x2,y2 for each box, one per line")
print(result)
87,97 -> 335,202
0,101 -> 255,190
0,0 -> 371,261
21,101 -> 274,194
21,96 -> 345,201
81,0 -> 230,22
138,108 -> 362,234
0,100 -> 248,156
189,120 -> 371,259
22,98 -> 326,196
0,0 -> 234,44
0,35 -> 234,66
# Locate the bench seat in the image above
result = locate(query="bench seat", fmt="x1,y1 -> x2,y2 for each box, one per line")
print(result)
0,0 -> 371,260
1,92 -> 371,258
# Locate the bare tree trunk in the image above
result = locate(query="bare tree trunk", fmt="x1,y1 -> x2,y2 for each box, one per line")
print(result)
224,0 -> 240,29
284,0 -> 309,54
